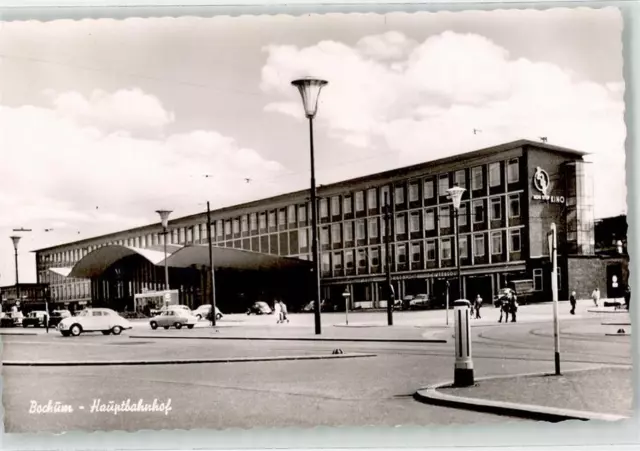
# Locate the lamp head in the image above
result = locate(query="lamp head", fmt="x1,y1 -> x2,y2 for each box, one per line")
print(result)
291,77 -> 328,119
342,288 -> 350,298
156,210 -> 172,228
447,185 -> 466,209
10,236 -> 21,250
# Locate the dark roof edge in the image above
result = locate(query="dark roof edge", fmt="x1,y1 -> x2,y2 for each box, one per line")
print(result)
34,139 -> 587,253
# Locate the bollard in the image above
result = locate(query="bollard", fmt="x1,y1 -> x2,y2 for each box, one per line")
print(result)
453,299 -> 474,387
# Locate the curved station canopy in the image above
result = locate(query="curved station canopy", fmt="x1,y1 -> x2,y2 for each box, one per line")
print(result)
50,244 -> 310,280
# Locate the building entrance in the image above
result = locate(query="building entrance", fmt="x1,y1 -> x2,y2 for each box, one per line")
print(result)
466,275 -> 493,307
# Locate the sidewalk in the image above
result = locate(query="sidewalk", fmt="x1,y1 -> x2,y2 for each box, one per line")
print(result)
434,366 -> 633,418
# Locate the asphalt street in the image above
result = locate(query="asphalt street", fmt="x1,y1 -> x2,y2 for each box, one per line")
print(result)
2,303 -> 632,433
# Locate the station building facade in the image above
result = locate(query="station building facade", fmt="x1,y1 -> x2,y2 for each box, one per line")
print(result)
34,139 -> 612,312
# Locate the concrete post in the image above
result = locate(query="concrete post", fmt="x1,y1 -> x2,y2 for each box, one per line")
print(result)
454,299 -> 474,387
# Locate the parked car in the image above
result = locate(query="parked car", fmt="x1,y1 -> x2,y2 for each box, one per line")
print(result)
247,301 -> 273,315
48,310 -> 72,328
22,310 -> 48,328
150,304 -> 192,316
58,308 -> 133,337
149,310 -> 197,330
192,304 -> 223,321
408,293 -> 434,310
0,312 -> 22,327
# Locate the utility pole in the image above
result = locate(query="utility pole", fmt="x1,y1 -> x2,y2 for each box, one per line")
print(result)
384,190 -> 394,326
550,223 -> 561,375
207,202 -> 217,327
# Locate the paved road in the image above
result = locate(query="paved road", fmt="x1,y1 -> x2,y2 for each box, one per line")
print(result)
2,305 -> 631,433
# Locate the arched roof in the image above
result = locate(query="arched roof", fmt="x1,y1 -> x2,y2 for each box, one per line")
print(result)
68,245 -> 171,279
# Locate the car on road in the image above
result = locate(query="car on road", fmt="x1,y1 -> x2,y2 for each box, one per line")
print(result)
192,304 -> 223,321
247,301 -> 273,315
58,308 -> 133,337
22,310 -> 48,328
48,310 -> 72,328
149,310 -> 198,330
151,304 -> 192,316
408,293 -> 434,310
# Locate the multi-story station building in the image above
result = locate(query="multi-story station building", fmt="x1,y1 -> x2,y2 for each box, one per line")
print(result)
34,139 -> 618,313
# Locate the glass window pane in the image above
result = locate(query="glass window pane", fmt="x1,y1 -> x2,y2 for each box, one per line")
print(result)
508,158 -> 519,183
424,178 -> 434,199
509,195 -> 520,218
474,234 -> 485,257
395,215 -> 406,234
395,186 -> 405,204
355,192 -> 365,211
472,167 -> 483,190
441,239 -> 452,260
319,199 -> 328,218
439,206 -> 450,228
268,212 -> 276,228
455,170 -> 466,189
368,218 -> 378,238
438,175 -> 449,197
344,196 -> 353,214
489,162 -> 501,187
491,198 -> 502,220
331,224 -> 342,243
409,183 -> 419,202
367,189 -> 377,209
492,232 -> 502,254
425,209 -> 435,230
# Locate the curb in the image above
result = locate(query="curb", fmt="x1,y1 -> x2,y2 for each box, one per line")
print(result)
602,322 -> 632,326
605,333 -> 631,337
0,332 -> 38,336
129,334 -> 446,343
414,367 -> 629,423
587,309 -> 630,314
2,352 -> 377,367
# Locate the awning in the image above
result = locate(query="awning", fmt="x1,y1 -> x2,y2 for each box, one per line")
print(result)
68,245 -> 178,279
48,267 -> 73,277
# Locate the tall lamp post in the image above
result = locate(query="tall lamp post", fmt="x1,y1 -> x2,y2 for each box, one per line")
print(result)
10,236 -> 21,304
342,287 -> 350,326
292,77 -> 328,336
447,185 -> 466,325
156,210 -> 172,291
206,201 -> 217,327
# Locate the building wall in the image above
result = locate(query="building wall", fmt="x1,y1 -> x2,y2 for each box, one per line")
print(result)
567,257 -> 629,300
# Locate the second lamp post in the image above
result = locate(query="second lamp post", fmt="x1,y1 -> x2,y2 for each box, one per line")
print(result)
292,77 -> 328,336
156,210 -> 172,291
447,184 -> 466,323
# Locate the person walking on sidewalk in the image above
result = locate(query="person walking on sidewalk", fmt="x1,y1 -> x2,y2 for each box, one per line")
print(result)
624,285 -> 631,310
591,287 -> 600,307
569,291 -> 577,315
274,300 -> 282,324
279,300 -> 289,323
474,294 -> 483,319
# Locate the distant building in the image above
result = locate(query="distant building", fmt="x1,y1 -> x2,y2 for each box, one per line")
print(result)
0,283 -> 50,312
33,139 -> 625,311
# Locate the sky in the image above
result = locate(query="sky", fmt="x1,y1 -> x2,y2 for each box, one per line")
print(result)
0,7 -> 626,285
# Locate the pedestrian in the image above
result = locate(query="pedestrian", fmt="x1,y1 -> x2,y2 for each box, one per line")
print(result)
591,288 -> 600,307
569,291 -> 577,315
274,300 -> 282,324
474,294 -> 483,319
509,291 -> 518,323
279,300 -> 289,323
624,285 -> 631,310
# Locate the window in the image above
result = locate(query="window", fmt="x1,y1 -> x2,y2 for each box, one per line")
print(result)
489,162 -> 501,187
331,224 -> 342,243
319,199 -> 328,218
409,183 -> 419,202
396,244 -> 407,264
225,221 -> 232,236
344,222 -> 354,242
288,205 -> 296,224
358,249 -> 367,268
395,214 -> 406,234
510,229 -> 521,252
298,205 -> 307,222
233,219 -> 240,234
259,214 -> 266,230
490,197 -> 502,221
370,248 -> 380,267
473,199 -> 484,223
320,227 -> 329,245
424,178 -> 435,199
472,167 -> 483,190
507,158 -> 519,183
474,234 -> 485,257
441,239 -> 452,260
381,186 -> 390,206
425,209 -> 435,231
355,191 -> 365,211
509,195 -> 521,218
322,253 -> 331,272
459,236 -> 468,259
491,231 -> 503,255
333,252 -> 343,271
344,195 -> 353,214
268,212 -> 276,228
278,209 -> 286,226
533,269 -> 543,291
455,170 -> 466,189
439,206 -> 450,229
345,250 -> 354,268
438,175 -> 449,197
411,242 -> 421,262
367,189 -> 377,209
410,212 -> 421,233
459,204 -> 468,227
356,219 -> 366,240
368,218 -> 379,238
426,241 -> 436,260
395,186 -> 405,204
299,229 -> 308,248
331,196 -> 340,216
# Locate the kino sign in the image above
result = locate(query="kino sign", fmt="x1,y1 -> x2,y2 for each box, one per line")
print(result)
532,167 -> 565,204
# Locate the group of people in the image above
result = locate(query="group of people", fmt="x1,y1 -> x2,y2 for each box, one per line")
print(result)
273,300 -> 289,324
568,286 -> 631,314
469,290 -> 518,323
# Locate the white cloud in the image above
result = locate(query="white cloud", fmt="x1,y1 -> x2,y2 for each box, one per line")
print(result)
261,31 -> 627,219
356,31 -> 418,60
0,89 -> 285,284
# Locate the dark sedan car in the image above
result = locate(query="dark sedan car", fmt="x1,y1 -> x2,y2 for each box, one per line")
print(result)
48,310 -> 72,328
22,311 -> 48,328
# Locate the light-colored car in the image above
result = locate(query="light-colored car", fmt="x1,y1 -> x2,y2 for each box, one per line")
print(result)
149,310 -> 198,330
151,304 -> 192,316
58,308 -> 133,337
192,304 -> 223,321
408,293 -> 432,309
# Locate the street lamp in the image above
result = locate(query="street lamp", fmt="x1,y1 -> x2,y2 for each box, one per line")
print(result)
447,184 -> 466,326
342,287 -> 350,326
156,210 -> 172,291
10,236 -> 21,304
292,76 -> 328,336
